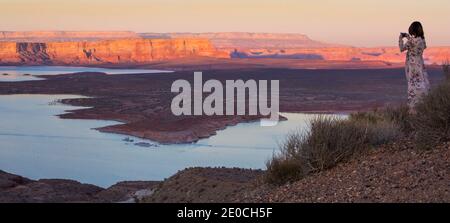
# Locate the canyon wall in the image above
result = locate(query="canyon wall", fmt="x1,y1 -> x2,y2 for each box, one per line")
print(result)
0,38 -> 228,65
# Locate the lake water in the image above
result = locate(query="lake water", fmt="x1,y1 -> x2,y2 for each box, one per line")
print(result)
0,66 -> 171,82
0,94 -> 346,187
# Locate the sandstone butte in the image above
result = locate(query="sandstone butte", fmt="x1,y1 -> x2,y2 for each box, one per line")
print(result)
0,38 -> 229,65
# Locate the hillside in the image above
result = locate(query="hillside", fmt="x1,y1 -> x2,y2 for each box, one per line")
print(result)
246,141 -> 449,202
140,140 -> 449,203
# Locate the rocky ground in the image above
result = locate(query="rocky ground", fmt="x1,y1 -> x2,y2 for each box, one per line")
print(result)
243,140 -> 449,203
0,171 -> 159,203
137,140 -> 449,203
141,167 -> 263,203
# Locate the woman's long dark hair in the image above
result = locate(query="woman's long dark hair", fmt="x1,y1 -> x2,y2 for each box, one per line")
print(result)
409,21 -> 425,39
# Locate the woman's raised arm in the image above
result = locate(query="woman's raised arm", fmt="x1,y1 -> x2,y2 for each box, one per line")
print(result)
399,34 -> 412,52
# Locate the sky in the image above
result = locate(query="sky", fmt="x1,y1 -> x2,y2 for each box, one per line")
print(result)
1,0 -> 449,47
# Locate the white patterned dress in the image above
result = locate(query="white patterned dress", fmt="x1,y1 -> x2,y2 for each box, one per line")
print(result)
399,35 -> 430,111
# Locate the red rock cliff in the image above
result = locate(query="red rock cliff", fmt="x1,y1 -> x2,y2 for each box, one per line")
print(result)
0,38 -> 229,65
1,34 -> 449,66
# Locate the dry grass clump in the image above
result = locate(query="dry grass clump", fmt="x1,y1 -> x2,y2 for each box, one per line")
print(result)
413,81 -> 450,149
265,114 -> 400,185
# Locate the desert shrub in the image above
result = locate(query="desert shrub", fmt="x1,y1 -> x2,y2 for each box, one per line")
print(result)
265,152 -> 307,185
363,119 -> 401,145
413,81 -> 450,149
302,116 -> 368,170
265,115 -> 400,185
264,132 -> 310,185
349,110 -> 385,124
383,104 -> 413,133
350,105 -> 413,134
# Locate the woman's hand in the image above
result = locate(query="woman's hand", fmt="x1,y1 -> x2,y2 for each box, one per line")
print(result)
399,33 -> 411,52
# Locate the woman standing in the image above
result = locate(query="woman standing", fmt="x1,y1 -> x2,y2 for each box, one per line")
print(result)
399,21 -> 430,112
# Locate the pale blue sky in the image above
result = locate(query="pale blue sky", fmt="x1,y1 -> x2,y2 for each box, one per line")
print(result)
1,0 -> 449,46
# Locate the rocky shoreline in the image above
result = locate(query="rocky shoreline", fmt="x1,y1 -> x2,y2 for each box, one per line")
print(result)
0,170 -> 159,203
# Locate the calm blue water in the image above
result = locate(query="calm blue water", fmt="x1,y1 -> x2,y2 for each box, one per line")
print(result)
0,94 -> 343,187
0,66 -> 171,82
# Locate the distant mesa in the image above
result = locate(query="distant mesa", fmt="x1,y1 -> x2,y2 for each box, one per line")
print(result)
0,31 -> 449,66
230,49 -> 325,60
142,32 -> 450,65
139,32 -> 338,49
0,31 -> 140,42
